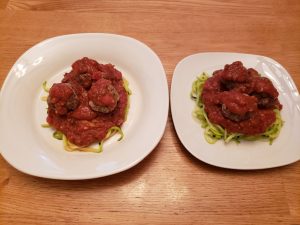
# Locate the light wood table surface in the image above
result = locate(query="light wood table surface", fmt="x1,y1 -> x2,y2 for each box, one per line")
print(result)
1,1 -> 300,224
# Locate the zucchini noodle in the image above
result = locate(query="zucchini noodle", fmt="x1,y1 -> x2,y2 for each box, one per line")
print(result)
53,130 -> 63,140
123,78 -> 131,120
42,81 -> 50,92
191,73 -> 284,144
41,81 -> 50,101
98,126 -> 124,153
41,123 -> 50,128
123,78 -> 132,95
41,96 -> 48,101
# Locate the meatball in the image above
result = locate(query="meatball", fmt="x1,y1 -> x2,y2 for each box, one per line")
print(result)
76,73 -> 92,89
98,63 -> 122,81
221,104 -> 250,122
72,57 -> 99,74
252,77 -> 279,99
220,91 -> 257,122
222,61 -> 248,82
252,92 -> 276,109
247,68 -> 260,77
250,76 -> 280,109
88,78 -> 120,113
47,83 -> 79,115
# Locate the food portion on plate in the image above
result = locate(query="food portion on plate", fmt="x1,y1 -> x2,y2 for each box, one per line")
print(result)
43,57 -> 131,153
191,61 -> 284,144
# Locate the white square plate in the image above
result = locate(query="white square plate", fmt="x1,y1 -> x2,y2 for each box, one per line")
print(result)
0,33 -> 169,179
171,52 -> 300,169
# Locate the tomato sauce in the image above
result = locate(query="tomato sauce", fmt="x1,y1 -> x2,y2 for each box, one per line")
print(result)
201,61 -> 282,135
47,57 -> 128,147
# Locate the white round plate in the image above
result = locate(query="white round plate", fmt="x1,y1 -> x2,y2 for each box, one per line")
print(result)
171,52 -> 300,169
0,33 -> 169,179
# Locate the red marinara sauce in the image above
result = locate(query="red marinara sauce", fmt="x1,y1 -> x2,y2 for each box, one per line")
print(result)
46,57 -> 128,147
201,61 -> 282,135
